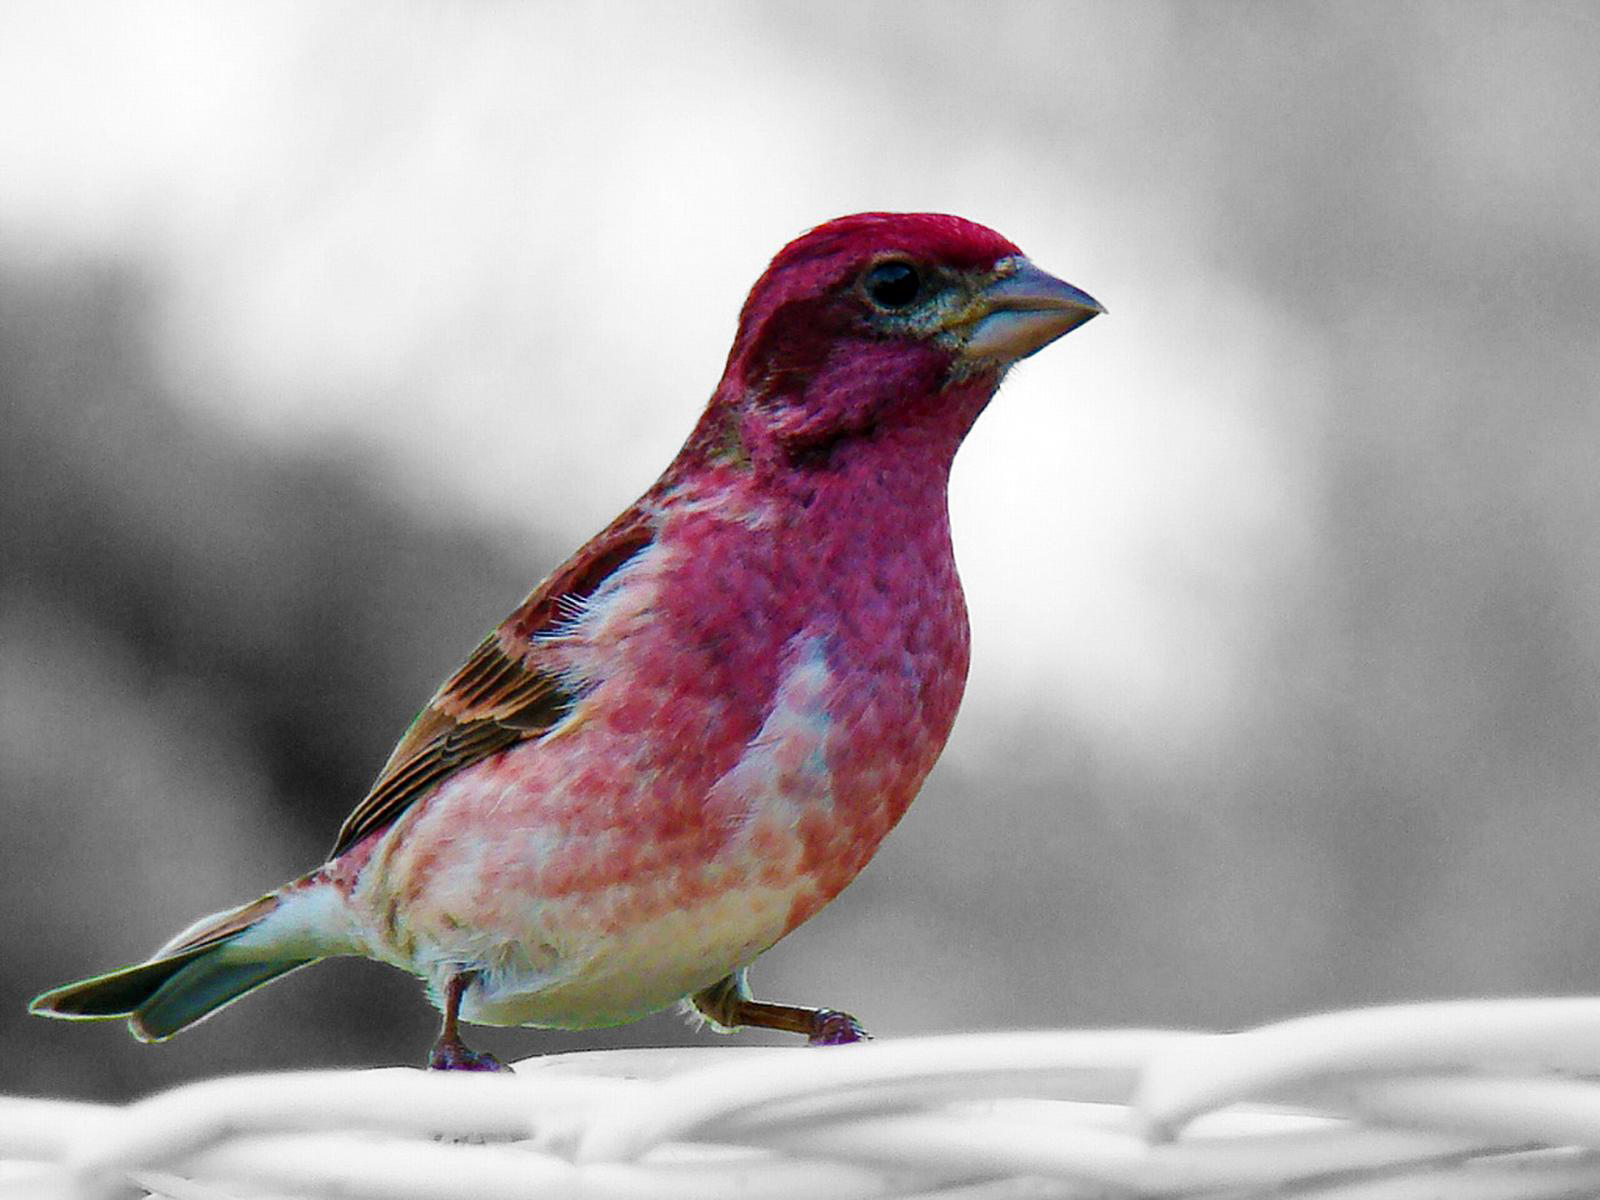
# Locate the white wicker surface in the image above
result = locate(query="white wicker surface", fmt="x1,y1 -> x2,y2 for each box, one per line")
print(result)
10,998 -> 1600,1200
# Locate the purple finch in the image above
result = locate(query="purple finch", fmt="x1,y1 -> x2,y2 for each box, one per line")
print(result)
32,213 -> 1101,1068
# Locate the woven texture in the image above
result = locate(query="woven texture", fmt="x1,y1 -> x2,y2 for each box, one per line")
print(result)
9,998 -> 1600,1199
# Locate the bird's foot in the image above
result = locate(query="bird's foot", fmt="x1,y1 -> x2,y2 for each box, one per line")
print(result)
427,970 -> 509,1071
427,1036 -> 510,1072
690,972 -> 871,1047
807,1008 -> 870,1046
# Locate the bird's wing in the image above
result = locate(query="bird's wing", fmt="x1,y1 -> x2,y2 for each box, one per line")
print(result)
330,511 -> 656,858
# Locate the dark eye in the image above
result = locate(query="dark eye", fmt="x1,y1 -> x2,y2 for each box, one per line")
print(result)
863,260 -> 922,310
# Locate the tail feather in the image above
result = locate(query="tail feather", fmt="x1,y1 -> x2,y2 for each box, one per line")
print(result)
29,940 -> 226,1019
30,890 -> 319,1040
130,957 -> 313,1042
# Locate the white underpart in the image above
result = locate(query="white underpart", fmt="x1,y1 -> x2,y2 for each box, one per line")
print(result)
153,882 -> 360,963
241,884 -> 363,958
713,635 -> 836,828
534,537 -> 676,701
434,636 -> 840,1028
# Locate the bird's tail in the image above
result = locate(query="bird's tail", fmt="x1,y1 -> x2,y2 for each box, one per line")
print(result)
30,877 -> 342,1042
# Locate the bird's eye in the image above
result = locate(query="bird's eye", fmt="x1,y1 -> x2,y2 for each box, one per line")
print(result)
862,260 -> 922,310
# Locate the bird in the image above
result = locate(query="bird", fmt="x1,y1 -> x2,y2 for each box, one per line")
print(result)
31,212 -> 1102,1070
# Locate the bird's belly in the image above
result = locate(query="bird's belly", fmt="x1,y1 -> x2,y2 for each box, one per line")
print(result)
462,872 -> 808,1028
348,628 -> 945,1028
349,739 -> 854,1028
359,802 -> 824,1029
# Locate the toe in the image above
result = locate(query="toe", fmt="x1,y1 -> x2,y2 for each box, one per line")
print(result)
427,1044 -> 511,1072
807,1010 -> 870,1046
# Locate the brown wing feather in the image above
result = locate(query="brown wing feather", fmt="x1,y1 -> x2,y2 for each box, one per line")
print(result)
329,512 -> 656,858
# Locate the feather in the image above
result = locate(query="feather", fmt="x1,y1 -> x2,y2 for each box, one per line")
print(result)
329,514 -> 655,856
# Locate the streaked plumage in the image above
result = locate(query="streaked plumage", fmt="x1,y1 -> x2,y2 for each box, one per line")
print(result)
32,212 -> 1102,1067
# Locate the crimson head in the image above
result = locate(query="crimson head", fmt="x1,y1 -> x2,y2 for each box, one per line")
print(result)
689,212 -> 1102,474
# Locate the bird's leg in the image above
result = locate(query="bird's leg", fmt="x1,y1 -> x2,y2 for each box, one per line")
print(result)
427,971 -> 508,1071
691,970 -> 869,1046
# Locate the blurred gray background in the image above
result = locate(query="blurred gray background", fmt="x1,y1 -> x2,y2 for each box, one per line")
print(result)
4,2 -> 1598,1101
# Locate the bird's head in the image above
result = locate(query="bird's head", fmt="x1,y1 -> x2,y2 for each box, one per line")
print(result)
687,212 -> 1102,475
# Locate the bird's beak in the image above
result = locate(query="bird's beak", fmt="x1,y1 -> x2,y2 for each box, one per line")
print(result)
958,257 -> 1104,364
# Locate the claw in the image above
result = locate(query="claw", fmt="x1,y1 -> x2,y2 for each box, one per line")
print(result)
807,1009 -> 870,1046
427,1039 -> 509,1072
